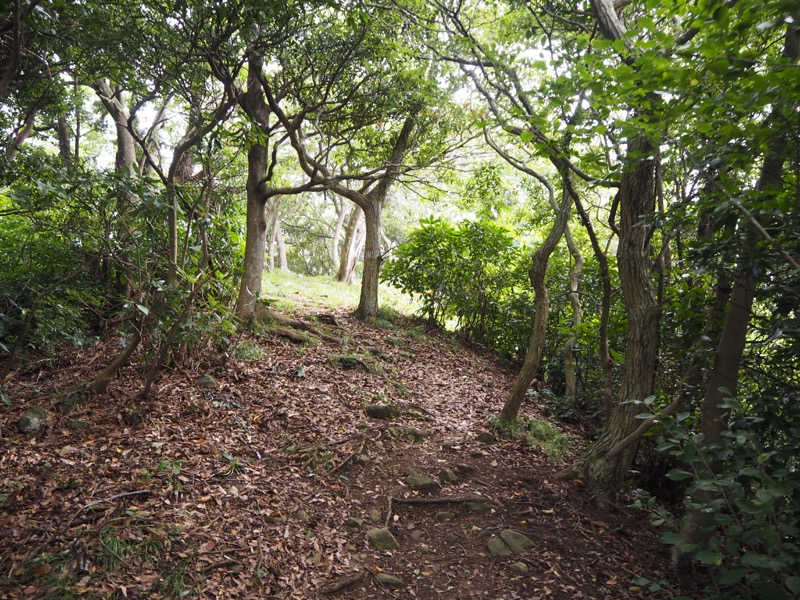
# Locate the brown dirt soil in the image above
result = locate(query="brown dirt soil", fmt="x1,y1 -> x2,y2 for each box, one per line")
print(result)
0,310 -> 697,599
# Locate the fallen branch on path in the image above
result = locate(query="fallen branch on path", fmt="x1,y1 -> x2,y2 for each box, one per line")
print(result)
320,570 -> 364,595
67,490 -> 153,528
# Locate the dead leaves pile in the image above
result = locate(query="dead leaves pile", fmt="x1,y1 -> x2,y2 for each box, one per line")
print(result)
1,312 -> 686,599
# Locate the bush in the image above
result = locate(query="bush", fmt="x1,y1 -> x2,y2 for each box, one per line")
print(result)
656,401 -> 800,599
381,217 -> 534,360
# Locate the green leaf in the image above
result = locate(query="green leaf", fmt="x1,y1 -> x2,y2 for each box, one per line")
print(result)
666,469 -> 694,481
695,550 -> 722,566
660,531 -> 687,544
718,568 -> 748,585
0,392 -> 11,406
135,303 -> 150,315
785,576 -> 800,594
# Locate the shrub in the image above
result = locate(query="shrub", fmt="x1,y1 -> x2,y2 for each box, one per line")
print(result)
381,217 -> 534,360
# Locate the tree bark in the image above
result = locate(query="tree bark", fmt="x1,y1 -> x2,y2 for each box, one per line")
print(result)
234,55 -> 271,320
563,224 -> 583,399
499,172 -> 573,423
56,116 -> 73,168
4,106 -> 37,162
566,136 -> 660,498
356,202 -> 382,319
337,205 -> 363,283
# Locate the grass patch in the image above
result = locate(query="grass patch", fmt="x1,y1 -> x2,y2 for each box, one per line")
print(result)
233,340 -> 264,361
260,271 -> 419,314
525,418 -> 574,461
489,415 -> 574,462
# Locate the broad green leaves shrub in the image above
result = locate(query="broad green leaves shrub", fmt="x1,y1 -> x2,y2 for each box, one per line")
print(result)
656,400 -> 800,599
381,217 -> 533,359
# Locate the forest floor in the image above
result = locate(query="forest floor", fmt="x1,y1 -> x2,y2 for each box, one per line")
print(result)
0,304 -> 699,599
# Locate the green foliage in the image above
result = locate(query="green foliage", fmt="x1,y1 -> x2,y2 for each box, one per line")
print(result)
381,217 -> 534,359
656,401 -> 800,599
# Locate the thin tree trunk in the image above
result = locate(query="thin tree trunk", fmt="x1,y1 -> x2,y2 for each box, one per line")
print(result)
56,116 -> 72,168
499,173 -> 573,423
275,223 -> 288,272
563,224 -> 583,399
337,205 -> 363,282
4,106 -> 37,162
331,197 -> 348,271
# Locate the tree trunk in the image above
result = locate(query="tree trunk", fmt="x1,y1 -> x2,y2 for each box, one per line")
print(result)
566,136 -> 660,498
337,205 -> 362,282
563,225 -> 583,399
235,140 -> 269,319
673,15 -> 797,562
234,55 -> 271,320
499,173 -> 573,423
4,106 -> 37,162
56,116 -> 73,168
95,82 -> 136,176
355,202 -> 382,319
275,223 -> 288,272
331,198 -> 348,271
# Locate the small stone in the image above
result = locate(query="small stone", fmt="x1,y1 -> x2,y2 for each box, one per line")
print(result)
487,535 -> 513,557
477,431 -> 495,444
365,404 -> 398,420
196,374 -> 217,389
375,573 -> 404,588
454,463 -> 473,474
353,454 -> 371,465
419,544 -> 432,554
18,406 -> 47,434
367,528 -> 399,550
444,533 -> 460,545
406,428 -> 429,443
296,509 -> 311,523
345,517 -> 363,531
436,511 -> 456,522
410,529 -> 425,541
509,562 -> 529,575
469,450 -> 486,458
405,474 -> 439,492
66,419 -> 89,431
369,509 -> 382,523
499,529 -> 535,553
439,468 -> 458,484
441,440 -> 460,450
466,502 -> 492,514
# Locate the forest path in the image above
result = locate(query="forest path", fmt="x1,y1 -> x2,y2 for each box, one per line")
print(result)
1,309 -> 686,599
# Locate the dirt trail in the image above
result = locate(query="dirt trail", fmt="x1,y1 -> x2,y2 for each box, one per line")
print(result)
0,311 -> 688,599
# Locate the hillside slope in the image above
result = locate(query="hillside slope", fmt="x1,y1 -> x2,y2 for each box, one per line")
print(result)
1,309 -> 688,599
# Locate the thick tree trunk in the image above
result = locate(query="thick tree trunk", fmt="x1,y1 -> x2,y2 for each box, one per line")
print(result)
355,202 -> 382,319
235,141 -> 269,319
566,136 -> 660,498
234,55 -> 271,320
499,175 -> 573,423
